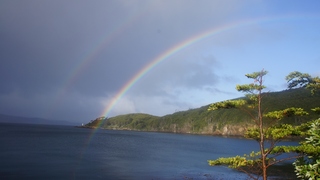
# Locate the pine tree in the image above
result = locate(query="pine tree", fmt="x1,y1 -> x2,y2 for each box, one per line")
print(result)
207,70 -> 314,180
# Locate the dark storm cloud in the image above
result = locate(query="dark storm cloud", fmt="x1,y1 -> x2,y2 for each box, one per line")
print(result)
0,1 -> 145,120
0,1 -> 154,100
1,0 -> 319,121
0,0 -> 263,121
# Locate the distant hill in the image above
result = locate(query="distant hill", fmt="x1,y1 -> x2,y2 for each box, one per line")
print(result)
84,88 -> 320,136
0,114 -> 76,126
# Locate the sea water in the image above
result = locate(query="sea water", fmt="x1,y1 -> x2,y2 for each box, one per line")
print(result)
0,123 -> 298,180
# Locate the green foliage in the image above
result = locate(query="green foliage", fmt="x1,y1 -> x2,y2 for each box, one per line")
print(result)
84,88 -> 320,134
103,113 -> 159,131
294,159 -> 320,180
209,120 -> 320,179
262,89 -> 320,124
312,107 -> 320,114
264,119 -> 320,179
208,151 -> 265,179
286,71 -> 312,89
308,76 -> 320,95
245,70 -> 268,79
236,84 -> 266,92
207,70 -> 320,180
85,116 -> 106,127
245,94 -> 259,108
265,124 -> 295,140
208,154 -> 255,168
293,119 -> 320,180
207,99 -> 247,111
285,71 -> 320,179
235,70 -> 268,94
208,70 -> 272,180
264,107 -> 309,120
305,120 -> 320,147
286,71 -> 320,95
270,145 -> 299,154
245,128 -> 260,140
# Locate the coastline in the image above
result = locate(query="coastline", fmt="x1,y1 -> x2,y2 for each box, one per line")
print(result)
77,125 -> 303,141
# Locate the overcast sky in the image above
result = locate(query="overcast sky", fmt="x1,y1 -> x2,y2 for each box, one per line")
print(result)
1,0 -> 320,123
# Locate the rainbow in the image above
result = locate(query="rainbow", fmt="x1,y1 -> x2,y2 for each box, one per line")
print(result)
95,13 -> 320,126
84,13 -> 320,144
98,16 -> 286,120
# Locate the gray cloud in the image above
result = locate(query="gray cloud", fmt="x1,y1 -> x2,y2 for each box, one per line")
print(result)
1,0 -> 319,122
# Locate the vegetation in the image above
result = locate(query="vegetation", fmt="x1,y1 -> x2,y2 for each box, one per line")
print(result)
286,71 -> 320,95
207,70 -> 320,180
84,70 -> 320,179
84,116 -> 106,128
208,70 -> 296,180
293,119 -> 320,179
103,113 -> 159,131
286,71 -> 320,179
84,88 -> 320,136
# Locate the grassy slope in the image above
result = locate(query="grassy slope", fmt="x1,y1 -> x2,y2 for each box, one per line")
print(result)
86,88 -> 320,135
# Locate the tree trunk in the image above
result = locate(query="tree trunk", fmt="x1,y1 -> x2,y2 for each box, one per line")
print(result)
261,147 -> 267,180
258,73 -> 267,180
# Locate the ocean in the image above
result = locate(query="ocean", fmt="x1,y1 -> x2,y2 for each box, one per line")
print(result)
0,123 -> 298,180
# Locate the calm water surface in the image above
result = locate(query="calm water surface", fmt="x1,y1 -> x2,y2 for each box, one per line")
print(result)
0,123 -> 298,180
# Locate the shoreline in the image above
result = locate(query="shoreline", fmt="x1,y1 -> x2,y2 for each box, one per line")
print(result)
77,125 -> 303,141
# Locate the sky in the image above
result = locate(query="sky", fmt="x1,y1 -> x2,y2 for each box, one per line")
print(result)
1,0 -> 320,123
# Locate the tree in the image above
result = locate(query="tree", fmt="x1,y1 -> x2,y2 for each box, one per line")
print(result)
286,71 -> 320,179
85,116 -> 107,127
286,71 -> 320,95
207,70 -> 309,180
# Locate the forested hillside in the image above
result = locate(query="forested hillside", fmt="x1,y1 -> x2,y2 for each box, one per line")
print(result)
84,88 -> 320,136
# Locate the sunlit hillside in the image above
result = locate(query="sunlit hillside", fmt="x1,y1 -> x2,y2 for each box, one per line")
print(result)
85,88 -> 320,136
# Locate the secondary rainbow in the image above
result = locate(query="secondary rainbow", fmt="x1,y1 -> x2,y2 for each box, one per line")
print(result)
46,13 -> 144,118
81,13 -> 320,149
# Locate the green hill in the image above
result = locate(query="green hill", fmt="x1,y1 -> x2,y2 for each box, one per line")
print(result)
84,88 -> 320,136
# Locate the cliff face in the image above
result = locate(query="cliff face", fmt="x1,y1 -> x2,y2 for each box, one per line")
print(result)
103,122 -> 252,136
219,124 -> 248,136
174,123 -> 249,136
